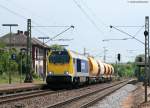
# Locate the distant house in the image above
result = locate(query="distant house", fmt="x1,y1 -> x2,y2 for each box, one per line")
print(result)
0,30 -> 49,76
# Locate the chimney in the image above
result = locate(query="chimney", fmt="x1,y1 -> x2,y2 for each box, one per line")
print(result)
17,30 -> 20,35
24,31 -> 29,36
17,30 -> 23,35
20,31 -> 23,34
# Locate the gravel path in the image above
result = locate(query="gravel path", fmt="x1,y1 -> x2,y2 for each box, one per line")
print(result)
88,84 -> 137,108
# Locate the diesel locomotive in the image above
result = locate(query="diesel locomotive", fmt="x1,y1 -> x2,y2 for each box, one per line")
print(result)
46,49 -> 114,86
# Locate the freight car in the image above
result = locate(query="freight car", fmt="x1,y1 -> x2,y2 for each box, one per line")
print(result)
46,49 -> 114,86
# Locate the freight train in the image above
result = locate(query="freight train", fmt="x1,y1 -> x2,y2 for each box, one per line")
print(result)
46,49 -> 114,86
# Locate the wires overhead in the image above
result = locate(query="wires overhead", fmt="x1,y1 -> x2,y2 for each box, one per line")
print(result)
111,26 -> 144,28
102,38 -> 133,42
80,0 -> 107,27
110,25 -> 144,45
31,26 -> 72,28
0,3 -> 49,37
0,2 -> 74,42
45,25 -> 74,43
4,0 -> 51,25
72,0 -> 104,34
133,25 -> 144,37
0,4 -> 27,20
51,38 -> 74,41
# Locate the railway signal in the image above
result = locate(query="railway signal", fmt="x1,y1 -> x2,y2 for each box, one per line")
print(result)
117,53 -> 121,62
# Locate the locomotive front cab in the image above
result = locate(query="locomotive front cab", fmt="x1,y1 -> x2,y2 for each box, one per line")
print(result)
46,49 -> 74,84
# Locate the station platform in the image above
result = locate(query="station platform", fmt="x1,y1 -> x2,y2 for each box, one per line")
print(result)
0,82 -> 46,95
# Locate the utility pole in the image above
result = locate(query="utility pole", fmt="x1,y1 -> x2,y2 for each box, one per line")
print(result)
144,16 -> 149,102
84,48 -> 86,56
103,47 -> 107,62
24,19 -> 33,83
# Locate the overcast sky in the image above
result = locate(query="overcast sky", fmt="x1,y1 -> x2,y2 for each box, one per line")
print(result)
0,0 -> 149,63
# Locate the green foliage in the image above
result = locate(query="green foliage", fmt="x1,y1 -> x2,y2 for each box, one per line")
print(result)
32,72 -> 39,79
10,61 -> 18,72
16,52 -> 27,74
31,69 -> 44,81
114,62 -> 135,77
0,43 -> 44,83
0,51 -> 9,74
0,41 -> 6,48
49,44 -> 65,51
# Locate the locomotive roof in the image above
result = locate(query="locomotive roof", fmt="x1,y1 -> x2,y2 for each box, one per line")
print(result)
69,50 -> 88,61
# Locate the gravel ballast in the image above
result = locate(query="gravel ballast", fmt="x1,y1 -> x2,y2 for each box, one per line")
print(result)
0,81 -> 122,108
88,84 -> 137,108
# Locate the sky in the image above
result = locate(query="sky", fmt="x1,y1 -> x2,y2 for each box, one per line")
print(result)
0,0 -> 149,63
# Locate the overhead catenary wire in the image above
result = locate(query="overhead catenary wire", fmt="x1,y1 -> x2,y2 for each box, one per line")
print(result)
110,25 -> 144,45
4,0 -> 74,39
72,0 -> 104,34
51,38 -> 74,41
80,0 -> 107,27
0,3 -> 27,20
45,26 -> 74,43
0,3 -> 50,37
4,0 -> 55,27
31,26 -> 71,28
111,26 -> 144,27
32,27 -> 50,37
133,25 -> 144,37
102,38 -> 133,41
103,25 -> 144,41
0,3 -> 74,41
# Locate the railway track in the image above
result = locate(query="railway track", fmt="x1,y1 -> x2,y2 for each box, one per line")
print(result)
0,89 -> 56,104
0,83 -> 46,97
0,79 -> 133,108
45,80 -> 130,108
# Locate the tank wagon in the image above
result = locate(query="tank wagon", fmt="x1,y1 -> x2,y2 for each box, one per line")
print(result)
46,49 -> 114,85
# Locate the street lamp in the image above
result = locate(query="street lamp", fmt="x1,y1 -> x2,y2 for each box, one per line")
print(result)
2,24 -> 18,51
2,24 -> 18,84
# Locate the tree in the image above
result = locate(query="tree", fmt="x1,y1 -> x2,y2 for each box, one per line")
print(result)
49,44 -> 65,51
0,41 -> 6,48
113,63 -> 135,77
0,42 -> 8,74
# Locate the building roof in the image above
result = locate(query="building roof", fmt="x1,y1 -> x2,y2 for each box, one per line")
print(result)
0,32 -> 49,48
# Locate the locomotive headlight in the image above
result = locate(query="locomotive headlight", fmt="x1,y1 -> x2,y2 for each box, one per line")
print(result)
64,71 -> 69,75
48,72 -> 53,75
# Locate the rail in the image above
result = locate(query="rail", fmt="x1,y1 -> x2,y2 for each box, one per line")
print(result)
46,79 -> 132,108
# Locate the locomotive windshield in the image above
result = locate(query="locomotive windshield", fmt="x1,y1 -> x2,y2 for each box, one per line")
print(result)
49,51 -> 70,64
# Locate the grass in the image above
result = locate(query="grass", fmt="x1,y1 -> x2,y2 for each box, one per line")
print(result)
0,72 -> 45,84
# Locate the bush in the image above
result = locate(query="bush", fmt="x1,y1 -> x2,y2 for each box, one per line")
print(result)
31,69 -> 39,79
114,62 -> 135,77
